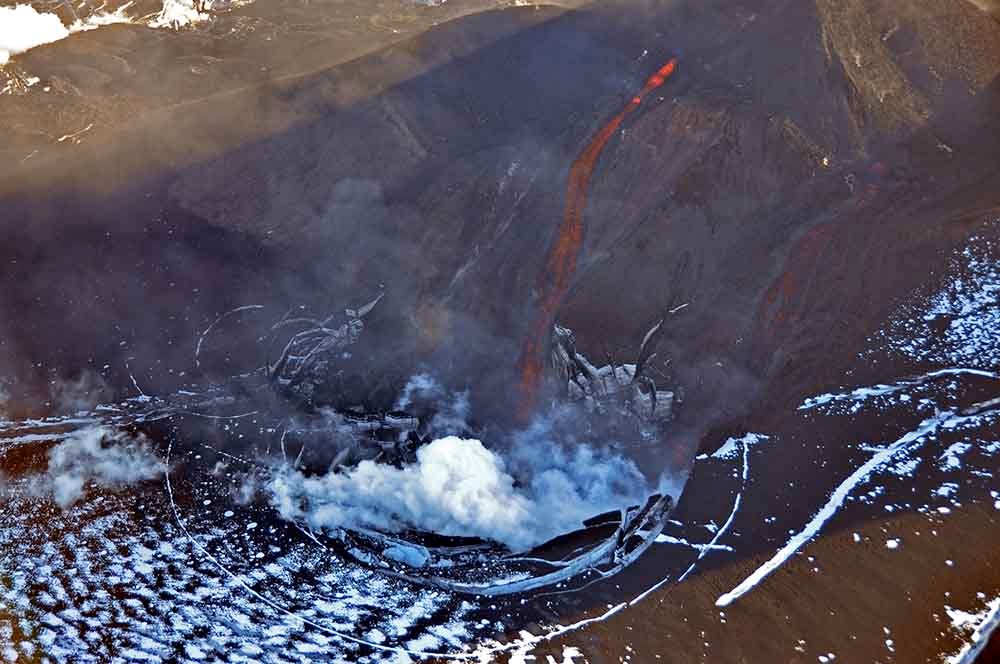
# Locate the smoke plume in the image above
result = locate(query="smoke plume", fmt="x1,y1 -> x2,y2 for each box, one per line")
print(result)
268,376 -> 652,551
48,370 -> 112,415
270,434 -> 648,552
27,426 -> 165,508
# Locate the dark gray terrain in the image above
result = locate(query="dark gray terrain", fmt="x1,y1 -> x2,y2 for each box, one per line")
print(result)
2,1 -> 1000,662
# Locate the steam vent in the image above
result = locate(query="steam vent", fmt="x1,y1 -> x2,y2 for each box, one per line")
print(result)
2,1 -> 1000,661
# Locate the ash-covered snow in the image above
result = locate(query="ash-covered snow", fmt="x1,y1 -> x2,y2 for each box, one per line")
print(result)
0,461 -> 486,662
870,228 -> 1000,370
1,220 -> 997,660
719,224 -> 1000,613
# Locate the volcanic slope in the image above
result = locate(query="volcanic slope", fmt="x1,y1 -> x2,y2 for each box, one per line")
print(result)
3,0 -> 999,437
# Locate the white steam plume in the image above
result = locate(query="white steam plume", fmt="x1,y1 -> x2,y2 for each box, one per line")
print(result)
270,435 -> 649,551
268,373 -> 655,551
29,426 -> 165,507
270,388 -> 651,551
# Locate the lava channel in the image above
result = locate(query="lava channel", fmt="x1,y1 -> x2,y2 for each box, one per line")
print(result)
517,58 -> 678,420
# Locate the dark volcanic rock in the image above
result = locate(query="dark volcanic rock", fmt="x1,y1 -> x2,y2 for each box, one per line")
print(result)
5,0 -> 999,436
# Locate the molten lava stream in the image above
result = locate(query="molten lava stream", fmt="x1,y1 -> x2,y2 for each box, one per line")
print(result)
516,59 -> 678,420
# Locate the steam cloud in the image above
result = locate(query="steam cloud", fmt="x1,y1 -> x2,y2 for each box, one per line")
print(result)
269,376 -> 652,551
393,372 -> 471,436
29,426 -> 165,507
49,370 -> 112,415
271,435 -> 648,551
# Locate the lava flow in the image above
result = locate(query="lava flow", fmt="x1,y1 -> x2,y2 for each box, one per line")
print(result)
516,58 -> 678,420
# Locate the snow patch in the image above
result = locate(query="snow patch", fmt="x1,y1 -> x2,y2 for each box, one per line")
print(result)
939,442 -> 972,471
696,433 -> 769,460
0,5 -> 71,64
0,3 -> 136,64
1,1 -> 253,66
150,0 -> 248,29
944,596 -> 1000,664
872,229 -> 1000,370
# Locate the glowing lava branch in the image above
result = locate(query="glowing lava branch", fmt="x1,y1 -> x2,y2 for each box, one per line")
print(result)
517,58 -> 678,420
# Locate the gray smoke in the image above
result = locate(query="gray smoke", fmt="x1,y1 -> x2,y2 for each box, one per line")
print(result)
48,370 -> 113,415
393,372 -> 471,436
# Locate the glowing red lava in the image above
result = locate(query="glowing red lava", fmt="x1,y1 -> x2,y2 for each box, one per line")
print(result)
516,59 -> 678,421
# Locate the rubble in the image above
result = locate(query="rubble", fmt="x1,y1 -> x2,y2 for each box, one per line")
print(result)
334,493 -> 674,597
551,307 -> 685,424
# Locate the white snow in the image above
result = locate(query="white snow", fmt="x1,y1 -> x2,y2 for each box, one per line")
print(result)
696,433 -> 769,460
887,455 -> 921,477
800,368 -> 997,412
0,3 -> 138,65
939,442 -> 972,471
1,1 -> 251,68
944,597 -> 1000,663
652,534 -> 734,552
0,5 -> 71,64
872,229 -> 1000,369
150,0 -> 245,29
948,605 -> 987,630
936,483 -> 959,498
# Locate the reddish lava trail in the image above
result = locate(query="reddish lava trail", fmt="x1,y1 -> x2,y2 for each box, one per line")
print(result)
516,58 -> 678,421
